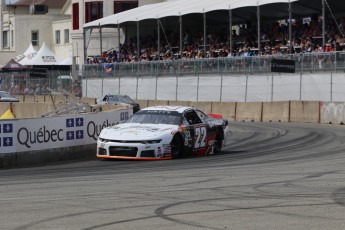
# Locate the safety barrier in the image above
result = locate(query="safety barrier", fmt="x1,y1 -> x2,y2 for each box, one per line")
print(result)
262,101 -> 290,122
289,101 -> 320,123
134,100 -> 329,124
0,105 -> 133,168
1,99 -> 335,124
320,102 -> 345,125
235,102 -> 263,122
2,98 -> 343,168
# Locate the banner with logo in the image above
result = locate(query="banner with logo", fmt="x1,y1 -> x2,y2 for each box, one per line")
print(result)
0,109 -> 132,154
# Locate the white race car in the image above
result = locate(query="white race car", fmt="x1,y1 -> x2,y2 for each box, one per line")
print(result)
97,106 -> 228,160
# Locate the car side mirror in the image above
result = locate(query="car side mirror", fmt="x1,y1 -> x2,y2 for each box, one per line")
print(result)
223,119 -> 228,127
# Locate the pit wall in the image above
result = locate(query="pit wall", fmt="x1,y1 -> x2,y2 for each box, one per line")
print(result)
135,100 -> 344,125
2,97 -> 342,123
0,104 -> 133,168
1,98 -> 343,168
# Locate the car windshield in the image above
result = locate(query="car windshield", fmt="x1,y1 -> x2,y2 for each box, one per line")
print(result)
108,95 -> 134,104
126,111 -> 181,125
0,91 -> 12,98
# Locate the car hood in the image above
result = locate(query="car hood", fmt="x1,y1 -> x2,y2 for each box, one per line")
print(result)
100,123 -> 178,140
0,97 -> 18,102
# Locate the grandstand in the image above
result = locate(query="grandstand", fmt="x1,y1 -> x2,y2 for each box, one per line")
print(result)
83,0 -> 344,63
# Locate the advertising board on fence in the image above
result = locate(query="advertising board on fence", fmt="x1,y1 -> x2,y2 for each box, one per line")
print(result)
0,109 -> 132,154
271,59 -> 296,73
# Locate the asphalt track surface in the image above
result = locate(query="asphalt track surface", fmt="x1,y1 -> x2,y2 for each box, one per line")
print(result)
1,122 -> 345,230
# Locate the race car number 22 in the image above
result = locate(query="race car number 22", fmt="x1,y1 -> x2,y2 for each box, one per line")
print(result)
194,126 -> 206,149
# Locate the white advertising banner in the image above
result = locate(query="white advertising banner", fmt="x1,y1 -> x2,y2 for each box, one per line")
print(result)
0,109 -> 132,154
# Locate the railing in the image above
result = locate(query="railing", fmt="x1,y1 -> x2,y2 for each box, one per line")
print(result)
82,52 -> 345,78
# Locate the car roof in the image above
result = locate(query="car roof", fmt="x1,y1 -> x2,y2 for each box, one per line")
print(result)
142,106 -> 193,114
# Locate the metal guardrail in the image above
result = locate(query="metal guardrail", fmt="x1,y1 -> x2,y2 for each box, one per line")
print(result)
82,52 -> 345,78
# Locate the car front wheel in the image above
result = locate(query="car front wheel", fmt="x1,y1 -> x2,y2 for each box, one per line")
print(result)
214,133 -> 223,154
171,136 -> 183,159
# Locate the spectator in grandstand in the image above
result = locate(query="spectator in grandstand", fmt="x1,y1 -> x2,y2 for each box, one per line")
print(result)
88,15 -> 345,64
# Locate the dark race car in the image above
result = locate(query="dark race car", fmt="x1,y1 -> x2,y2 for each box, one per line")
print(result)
96,94 -> 140,113
97,106 -> 229,160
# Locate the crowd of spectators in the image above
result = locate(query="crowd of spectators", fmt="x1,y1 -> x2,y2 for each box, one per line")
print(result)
87,15 -> 345,64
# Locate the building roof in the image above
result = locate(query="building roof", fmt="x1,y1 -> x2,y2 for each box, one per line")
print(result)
12,0 -> 67,7
84,0 -> 345,28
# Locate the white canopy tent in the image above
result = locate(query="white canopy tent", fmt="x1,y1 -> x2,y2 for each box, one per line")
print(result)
16,43 -> 37,63
59,56 -> 72,65
23,42 -> 62,66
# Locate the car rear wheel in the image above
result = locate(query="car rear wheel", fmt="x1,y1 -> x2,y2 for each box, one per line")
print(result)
214,133 -> 223,154
171,136 -> 183,159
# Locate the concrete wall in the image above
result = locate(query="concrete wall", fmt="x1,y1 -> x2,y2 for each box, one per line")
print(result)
134,99 -> 330,124
4,99 -> 339,125
320,102 -> 345,125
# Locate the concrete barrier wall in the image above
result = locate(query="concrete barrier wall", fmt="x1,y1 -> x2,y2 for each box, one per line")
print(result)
0,102 -> 11,116
24,95 -> 35,103
134,99 -> 149,109
15,95 -> 24,102
168,101 -> 189,107
290,101 -> 320,123
6,99 -> 330,124
147,100 -> 169,107
211,102 -> 236,121
12,103 -> 65,118
262,101 -> 290,122
236,102 -> 263,122
34,95 -> 45,103
320,102 -> 345,124
80,97 -> 96,105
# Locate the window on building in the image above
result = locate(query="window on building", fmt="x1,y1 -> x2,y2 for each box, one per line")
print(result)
114,1 -> 138,14
2,31 -> 8,48
72,3 -> 79,30
64,29 -> 69,43
55,30 -> 61,44
11,30 -> 14,48
31,31 -> 39,46
85,1 -> 103,23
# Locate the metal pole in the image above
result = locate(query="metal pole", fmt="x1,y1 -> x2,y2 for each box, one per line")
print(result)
175,76 -> 178,101
157,19 -> 160,57
118,23 -> 121,57
245,74 -> 248,102
155,75 -> 158,100
83,28 -> 87,64
197,75 -> 200,101
137,21 -> 140,59
330,71 -> 333,102
83,28 -> 88,97
271,73 -> 274,102
136,75 -> 138,100
257,4 -> 261,52
289,0 -> 292,54
99,25 -> 102,60
322,0 -> 326,49
203,12 -> 207,54
220,75 -> 223,102
229,8 -> 233,55
137,21 -> 140,75
101,71 -> 104,97
180,15 -> 183,56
